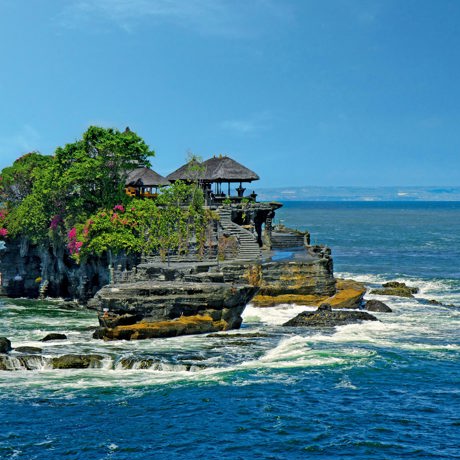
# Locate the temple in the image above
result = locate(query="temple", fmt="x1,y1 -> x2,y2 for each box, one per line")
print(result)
125,155 -> 292,259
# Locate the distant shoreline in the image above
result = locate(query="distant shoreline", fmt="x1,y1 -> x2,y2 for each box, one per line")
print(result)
257,186 -> 460,202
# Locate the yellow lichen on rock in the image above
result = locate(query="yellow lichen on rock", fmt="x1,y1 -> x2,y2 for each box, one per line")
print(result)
252,278 -> 366,309
100,314 -> 231,340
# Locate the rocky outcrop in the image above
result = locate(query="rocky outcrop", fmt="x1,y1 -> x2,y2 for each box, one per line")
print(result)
94,314 -> 236,340
365,299 -> 392,312
252,246 -> 336,306
89,278 -> 259,340
0,337 -> 12,353
283,303 -> 378,327
252,260 -> 365,310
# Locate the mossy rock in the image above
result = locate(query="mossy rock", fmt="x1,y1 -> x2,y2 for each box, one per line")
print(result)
51,354 -> 104,369
370,282 -> 418,298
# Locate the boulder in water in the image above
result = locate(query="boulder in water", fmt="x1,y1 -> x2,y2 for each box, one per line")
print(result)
283,303 -> 378,327
51,354 -> 103,369
370,281 -> 418,298
365,299 -> 392,312
40,333 -> 67,342
14,346 -> 43,354
0,337 -> 12,353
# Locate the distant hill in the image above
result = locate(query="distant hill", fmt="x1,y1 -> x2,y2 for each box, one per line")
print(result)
256,186 -> 460,202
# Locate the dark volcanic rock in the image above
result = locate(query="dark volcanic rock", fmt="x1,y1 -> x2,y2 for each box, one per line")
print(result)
40,333 -> 68,342
14,346 -> 43,354
51,354 -> 104,369
365,299 -> 392,312
370,281 -> 418,298
90,279 -> 258,340
0,337 -> 12,353
283,303 -> 378,327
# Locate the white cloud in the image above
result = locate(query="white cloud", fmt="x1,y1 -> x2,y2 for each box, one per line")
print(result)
58,0 -> 292,37
220,112 -> 272,135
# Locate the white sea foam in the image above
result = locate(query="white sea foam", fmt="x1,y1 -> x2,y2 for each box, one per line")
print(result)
243,303 -> 315,325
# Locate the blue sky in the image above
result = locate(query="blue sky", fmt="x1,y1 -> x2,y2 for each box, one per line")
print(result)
0,0 -> 459,188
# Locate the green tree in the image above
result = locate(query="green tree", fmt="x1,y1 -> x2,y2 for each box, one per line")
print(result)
53,126 -> 154,222
0,152 -> 52,206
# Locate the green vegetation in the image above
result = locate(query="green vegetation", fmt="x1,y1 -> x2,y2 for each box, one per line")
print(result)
0,126 -> 214,262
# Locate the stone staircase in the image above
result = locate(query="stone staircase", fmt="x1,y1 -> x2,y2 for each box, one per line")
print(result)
218,207 -> 261,261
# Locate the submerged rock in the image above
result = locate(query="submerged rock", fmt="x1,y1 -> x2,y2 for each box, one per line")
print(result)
283,303 -> 378,327
40,333 -> 68,342
0,354 -> 47,371
365,299 -> 392,312
51,354 -> 104,369
370,281 -> 419,298
14,346 -> 43,354
0,337 -> 12,353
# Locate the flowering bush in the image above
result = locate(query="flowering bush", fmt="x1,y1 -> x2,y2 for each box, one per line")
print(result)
49,215 -> 62,230
67,227 -> 83,258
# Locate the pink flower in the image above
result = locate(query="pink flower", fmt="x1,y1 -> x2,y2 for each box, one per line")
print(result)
113,204 -> 125,213
49,215 -> 62,230
68,227 -> 77,239
0,228 -> 8,237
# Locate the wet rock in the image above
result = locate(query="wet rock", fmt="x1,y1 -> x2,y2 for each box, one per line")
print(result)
14,346 -> 43,354
252,256 -> 336,307
283,304 -> 378,327
94,312 -> 238,341
0,354 -> 46,371
90,279 -> 258,340
0,337 -> 12,353
365,299 -> 392,312
370,281 -> 418,298
40,333 -> 68,342
206,332 -> 270,339
51,354 -> 104,369
253,278 -> 365,309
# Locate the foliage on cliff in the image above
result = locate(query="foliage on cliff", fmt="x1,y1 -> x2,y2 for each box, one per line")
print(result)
69,181 -> 214,262
0,126 -> 153,244
0,126 -> 216,262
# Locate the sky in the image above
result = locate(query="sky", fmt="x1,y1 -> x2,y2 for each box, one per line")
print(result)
0,0 -> 459,188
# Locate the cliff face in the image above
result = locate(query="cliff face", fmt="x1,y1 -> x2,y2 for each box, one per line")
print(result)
251,246 -> 336,306
0,238 -> 137,301
88,262 -> 260,340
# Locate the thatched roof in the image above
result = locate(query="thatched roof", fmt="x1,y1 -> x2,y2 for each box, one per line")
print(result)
203,156 -> 259,182
166,159 -> 203,182
126,167 -> 170,187
167,156 -> 259,183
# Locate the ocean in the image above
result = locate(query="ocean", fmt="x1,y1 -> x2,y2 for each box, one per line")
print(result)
1,201 -> 459,459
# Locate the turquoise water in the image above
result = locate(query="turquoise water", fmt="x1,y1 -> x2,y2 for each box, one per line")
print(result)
1,202 -> 460,459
